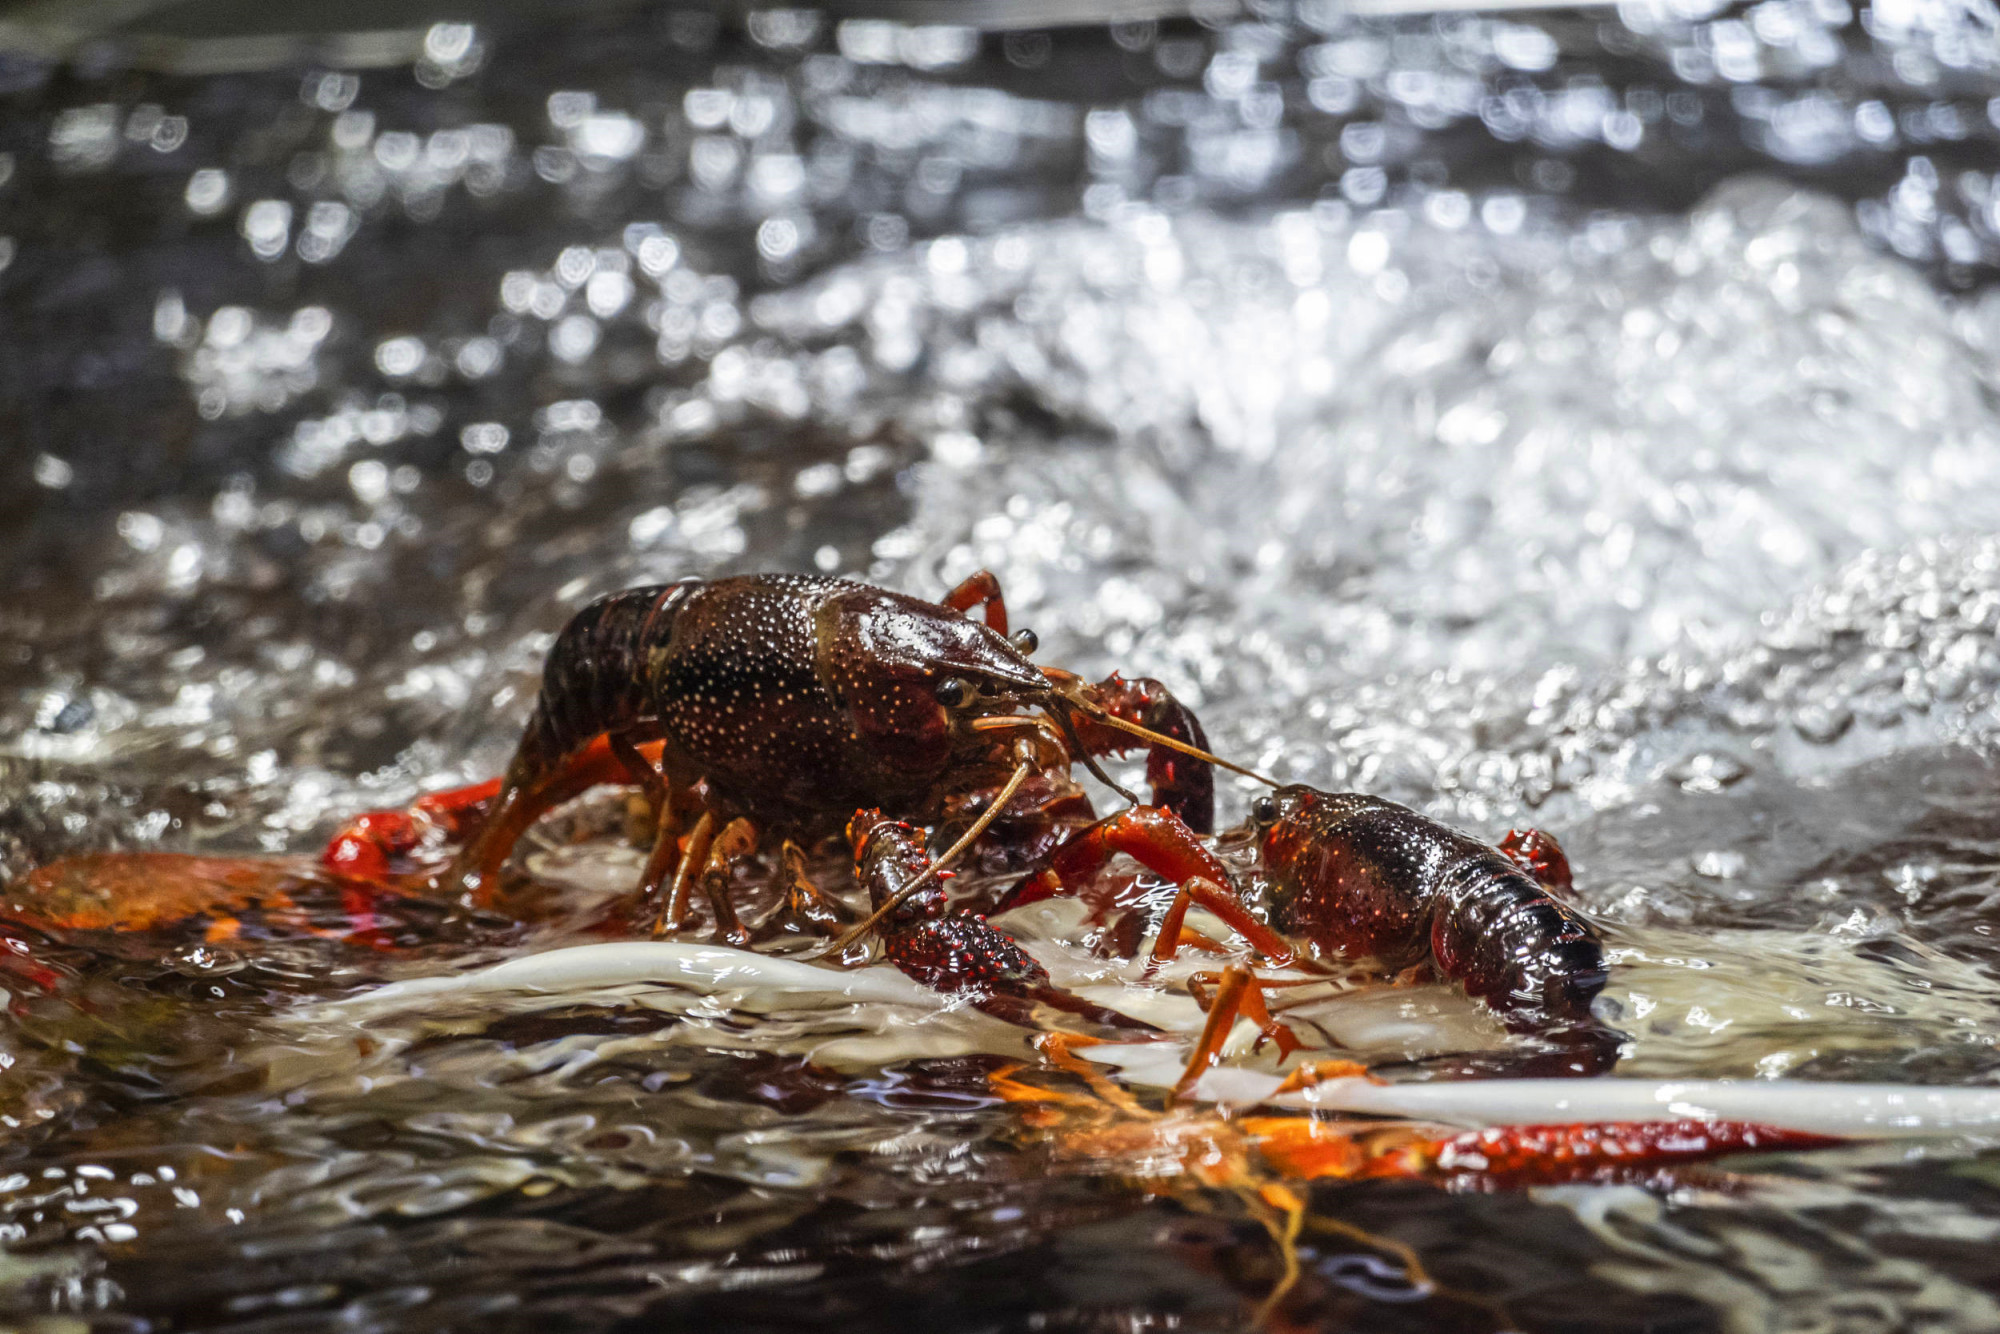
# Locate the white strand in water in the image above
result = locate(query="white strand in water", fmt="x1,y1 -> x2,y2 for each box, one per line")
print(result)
1085,1041 -> 2000,1138
1274,1076 -> 2000,1137
303,942 -> 2000,1140
304,940 -> 941,1023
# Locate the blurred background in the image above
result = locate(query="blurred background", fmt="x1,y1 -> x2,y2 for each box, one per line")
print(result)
3,0 -> 2000,1329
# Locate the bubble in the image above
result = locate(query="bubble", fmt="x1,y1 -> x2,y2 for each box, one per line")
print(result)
240,200 -> 292,260
549,314 -> 601,363
32,455 -> 73,489
374,336 -> 426,378
184,168 -> 231,215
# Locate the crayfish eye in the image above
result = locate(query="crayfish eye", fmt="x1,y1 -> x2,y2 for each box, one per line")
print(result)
1010,628 -> 1038,656
935,677 -> 970,708
1251,795 -> 1279,826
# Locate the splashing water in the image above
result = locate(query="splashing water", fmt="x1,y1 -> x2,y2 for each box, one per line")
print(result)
4,1 -> 2000,1330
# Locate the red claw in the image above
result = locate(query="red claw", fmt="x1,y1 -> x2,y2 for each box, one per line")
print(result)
1247,1115 -> 1841,1185
321,777 -> 506,880
1499,827 -> 1574,895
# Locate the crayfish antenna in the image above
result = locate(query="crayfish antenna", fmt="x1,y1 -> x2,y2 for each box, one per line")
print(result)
1044,672 -> 1279,789
1046,704 -> 1142,804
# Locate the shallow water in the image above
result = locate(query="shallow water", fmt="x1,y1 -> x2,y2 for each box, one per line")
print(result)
5,1 -> 2000,1329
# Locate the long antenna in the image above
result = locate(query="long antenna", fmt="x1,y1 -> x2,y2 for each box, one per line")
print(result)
1079,709 -> 1279,788
1048,684 -> 1280,788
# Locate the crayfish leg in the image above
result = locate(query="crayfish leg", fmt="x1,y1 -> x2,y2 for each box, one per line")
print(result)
1173,964 -> 1303,1102
1152,874 -> 1296,972
1005,806 -> 1293,966
450,734 -> 671,905
847,813 -> 1158,1036
750,840 -> 854,942
976,987 -> 1156,1035
696,818 -> 758,946
333,734 -> 662,896
321,777 -> 501,881
633,788 -> 688,928
940,568 -> 1009,634
654,809 -> 715,936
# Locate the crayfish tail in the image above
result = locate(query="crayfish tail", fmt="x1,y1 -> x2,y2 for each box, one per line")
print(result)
517,583 -> 695,778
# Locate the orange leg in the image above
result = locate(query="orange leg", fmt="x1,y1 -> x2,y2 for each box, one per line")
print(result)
697,818 -> 758,946
1152,875 -> 1296,971
1268,1059 -> 1375,1097
322,777 -> 502,881
1173,964 -> 1303,1102
450,735 -> 679,907
632,787 -> 686,923
658,810 -> 716,936
1046,805 -> 1227,894
751,840 -> 854,942
1174,965 -> 1252,1102
940,569 -> 1008,634
1018,806 -> 1294,966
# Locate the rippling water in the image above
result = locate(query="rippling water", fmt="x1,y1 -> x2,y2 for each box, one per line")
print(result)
4,0 -> 2000,1329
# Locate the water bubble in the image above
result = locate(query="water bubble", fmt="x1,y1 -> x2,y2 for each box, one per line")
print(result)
1669,752 -> 1751,792
459,423 -> 510,456
374,336 -> 425,378
116,512 -> 164,552
549,314 -> 601,363
758,217 -> 801,262
241,201 -> 292,260
32,455 -> 73,489
571,114 -> 645,166
546,90 -> 596,129
1692,850 -> 1750,879
49,104 -> 119,170
184,168 -> 231,215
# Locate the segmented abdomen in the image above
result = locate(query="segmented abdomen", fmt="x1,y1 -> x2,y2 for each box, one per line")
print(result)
514,582 -> 695,775
1262,789 -> 1606,1025
1430,854 -> 1606,1022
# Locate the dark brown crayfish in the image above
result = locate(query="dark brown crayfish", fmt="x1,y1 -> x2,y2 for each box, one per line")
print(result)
998,786 -> 1612,1087
321,572 -> 1233,1000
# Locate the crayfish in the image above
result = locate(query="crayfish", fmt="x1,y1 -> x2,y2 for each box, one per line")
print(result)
315,571 -> 1613,1062
315,570 -> 1242,1027
0,566 -> 1856,1300
13,571 -> 1614,1055
988,1034 -> 1838,1324
988,782 -> 1616,1092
